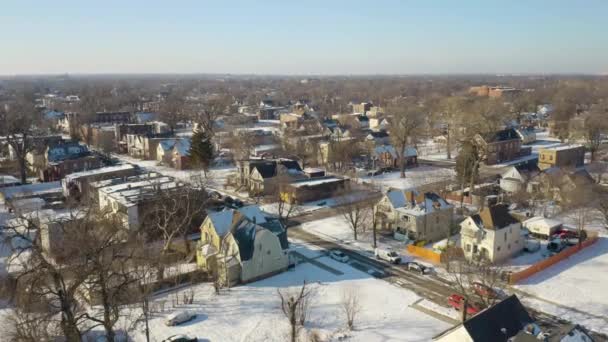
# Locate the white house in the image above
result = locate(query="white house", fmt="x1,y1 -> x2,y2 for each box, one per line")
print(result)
375,189 -> 453,242
460,204 -> 523,263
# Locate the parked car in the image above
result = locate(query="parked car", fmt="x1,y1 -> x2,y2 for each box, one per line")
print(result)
329,250 -> 349,263
374,248 -> 401,264
553,229 -> 578,240
162,335 -> 197,342
546,238 -> 567,255
165,311 -> 196,326
471,282 -> 498,299
447,294 -> 482,315
404,261 -> 427,274
524,239 -> 541,252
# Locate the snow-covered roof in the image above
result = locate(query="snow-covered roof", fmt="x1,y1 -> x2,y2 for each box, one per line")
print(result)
0,182 -> 61,201
0,175 -> 20,186
540,144 -> 584,152
372,145 -> 417,159
386,189 -> 407,208
289,176 -> 344,188
523,217 -> 562,229
158,139 -> 178,152
63,164 -> 135,183
238,205 -> 267,224
173,138 -> 191,156
207,210 -> 235,237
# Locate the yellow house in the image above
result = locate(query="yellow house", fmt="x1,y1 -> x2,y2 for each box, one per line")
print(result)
197,205 -> 289,285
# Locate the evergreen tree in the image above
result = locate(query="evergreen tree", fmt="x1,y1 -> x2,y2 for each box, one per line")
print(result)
189,128 -> 214,175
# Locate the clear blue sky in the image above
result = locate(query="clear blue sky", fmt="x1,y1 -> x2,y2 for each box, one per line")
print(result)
1,0 -> 607,75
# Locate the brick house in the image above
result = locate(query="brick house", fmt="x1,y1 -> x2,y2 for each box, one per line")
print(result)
473,129 -> 531,165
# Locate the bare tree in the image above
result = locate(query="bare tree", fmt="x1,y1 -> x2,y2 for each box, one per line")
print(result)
0,94 -> 41,183
141,184 -> 209,280
583,106 -> 607,161
335,192 -> 372,241
341,288 -> 361,330
446,258 -> 504,309
278,281 -> 315,342
389,99 -> 424,178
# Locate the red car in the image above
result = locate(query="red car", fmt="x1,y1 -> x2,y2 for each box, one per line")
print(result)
472,282 -> 498,299
553,229 -> 578,239
447,294 -> 482,315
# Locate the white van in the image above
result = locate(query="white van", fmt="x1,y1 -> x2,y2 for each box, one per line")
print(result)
374,248 -> 401,264
165,311 -> 196,326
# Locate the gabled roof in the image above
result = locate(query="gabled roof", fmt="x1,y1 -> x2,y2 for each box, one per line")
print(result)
470,204 -> 519,230
173,138 -> 191,156
462,295 -> 533,341
368,131 -> 389,139
480,128 -> 520,143
373,145 -> 417,159
158,139 -> 178,152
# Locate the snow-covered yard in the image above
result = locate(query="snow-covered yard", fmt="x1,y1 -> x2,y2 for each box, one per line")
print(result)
112,153 -> 237,192
360,166 -> 455,191
125,242 -> 449,342
515,235 -> 608,335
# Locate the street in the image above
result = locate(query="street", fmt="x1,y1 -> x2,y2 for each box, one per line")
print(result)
287,216 -> 607,341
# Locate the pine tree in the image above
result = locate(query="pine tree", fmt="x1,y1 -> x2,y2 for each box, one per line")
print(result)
189,128 -> 214,175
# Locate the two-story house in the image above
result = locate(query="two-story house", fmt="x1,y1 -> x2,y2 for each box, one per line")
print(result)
375,189 -> 453,242
197,206 -> 289,286
473,129 -> 531,165
460,204 -> 523,263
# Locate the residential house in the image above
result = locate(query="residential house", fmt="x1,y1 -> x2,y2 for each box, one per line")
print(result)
38,141 -> 104,182
473,129 -> 531,165
369,117 -> 390,131
197,206 -> 289,285
528,167 -> 593,204
375,189 -> 453,242
125,133 -> 173,160
433,295 -> 535,342
366,131 -> 390,145
236,158 -> 304,195
499,164 -> 540,193
371,144 -> 418,169
172,138 -> 192,170
352,102 -> 373,114
156,139 -> 178,164
280,176 -> 349,204
460,204 -> 523,263
538,145 -> 585,171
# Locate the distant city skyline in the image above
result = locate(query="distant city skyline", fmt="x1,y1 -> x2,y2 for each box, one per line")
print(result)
2,0 -> 607,75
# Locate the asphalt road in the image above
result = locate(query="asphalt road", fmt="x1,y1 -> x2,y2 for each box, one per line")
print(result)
287,219 -> 608,341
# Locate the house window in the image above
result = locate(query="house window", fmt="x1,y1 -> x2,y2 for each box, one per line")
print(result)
473,245 -> 478,253
504,232 -> 507,241
497,246 -> 501,252
508,244 -> 511,250
466,244 -> 471,252
549,155 -> 553,161
402,216 -> 409,222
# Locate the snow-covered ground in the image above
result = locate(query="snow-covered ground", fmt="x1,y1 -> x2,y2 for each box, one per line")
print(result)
515,235 -> 608,335
261,190 -> 373,216
112,153 -> 237,192
122,242 -> 449,342
360,166 -> 455,191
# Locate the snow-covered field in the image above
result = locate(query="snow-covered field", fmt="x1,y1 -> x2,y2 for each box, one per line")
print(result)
360,166 -> 455,191
515,235 -> 608,335
124,242 -> 449,342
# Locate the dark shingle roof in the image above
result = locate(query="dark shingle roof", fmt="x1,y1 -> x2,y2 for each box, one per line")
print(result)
473,204 -> 519,230
482,128 -> 520,143
463,295 -> 533,341
253,163 -> 276,178
369,131 -> 389,138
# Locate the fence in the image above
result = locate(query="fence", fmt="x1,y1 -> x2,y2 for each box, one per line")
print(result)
406,244 -> 442,264
509,232 -> 599,284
